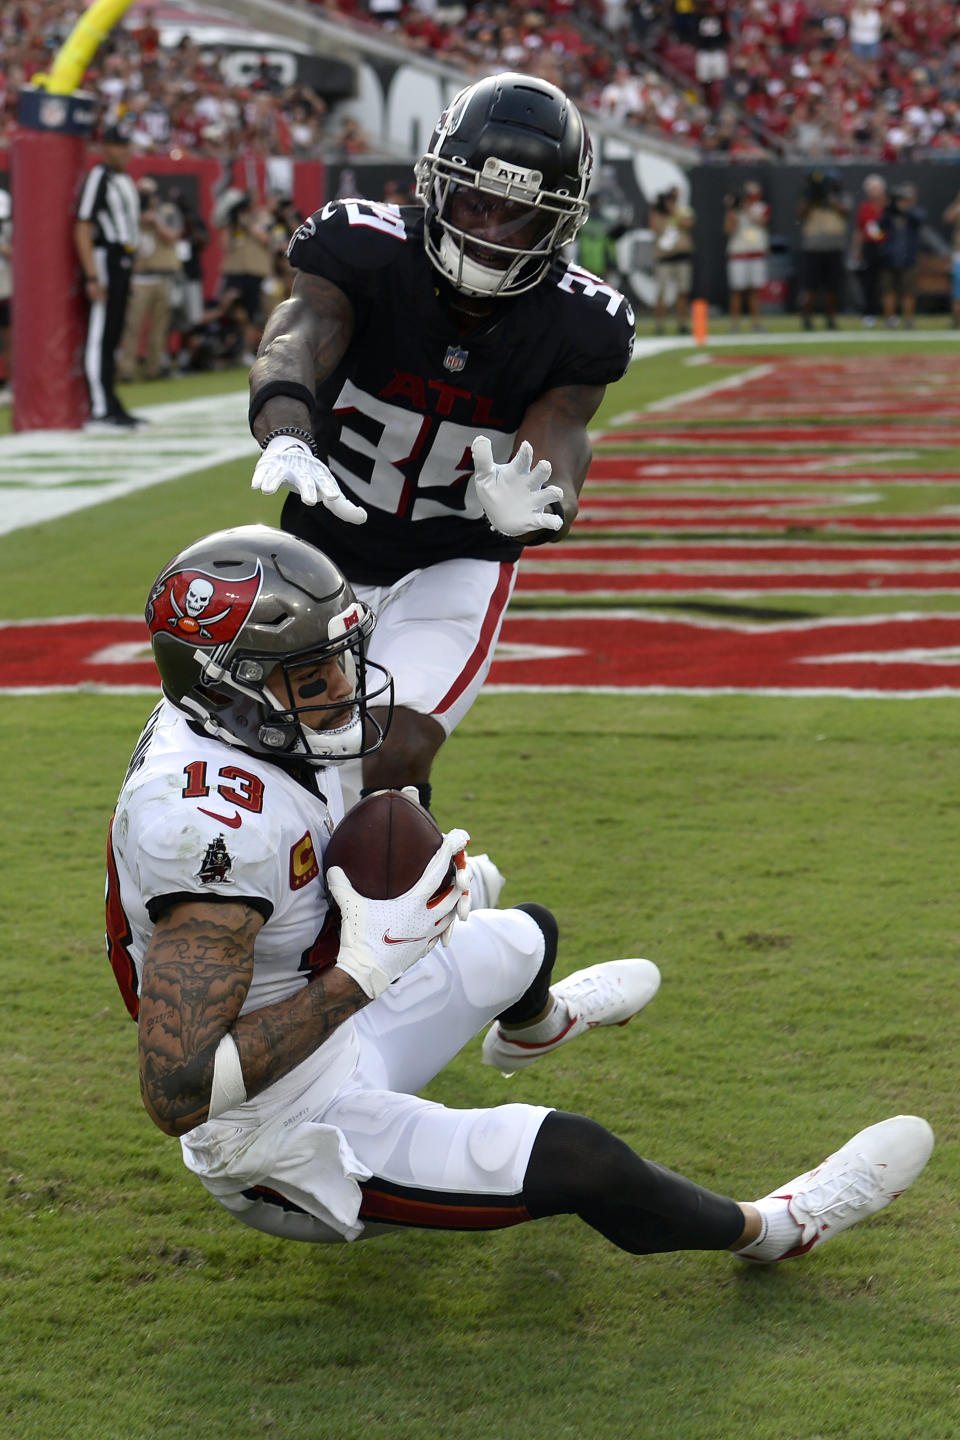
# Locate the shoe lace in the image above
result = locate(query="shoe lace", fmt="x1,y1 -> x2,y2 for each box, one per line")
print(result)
561,970 -> 621,1020
794,1152 -> 878,1221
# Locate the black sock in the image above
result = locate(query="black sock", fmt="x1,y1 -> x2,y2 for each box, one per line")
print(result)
522,1111 -> 745,1254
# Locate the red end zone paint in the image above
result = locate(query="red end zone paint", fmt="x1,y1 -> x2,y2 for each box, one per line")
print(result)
609,426 -> 960,446
5,614 -> 960,695
514,570 -> 960,594
1,618 -> 156,692
588,458 -> 960,484
6,359 -> 960,697
489,612 -> 960,693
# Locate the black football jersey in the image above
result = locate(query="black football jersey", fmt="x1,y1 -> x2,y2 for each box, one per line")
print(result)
282,199 -> 635,584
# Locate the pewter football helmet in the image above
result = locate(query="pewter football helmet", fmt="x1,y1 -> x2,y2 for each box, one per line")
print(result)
146,524 -> 392,765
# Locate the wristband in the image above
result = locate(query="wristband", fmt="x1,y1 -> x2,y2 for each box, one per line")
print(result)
261,426 -> 319,455
248,379 -> 318,433
208,1032 -> 247,1118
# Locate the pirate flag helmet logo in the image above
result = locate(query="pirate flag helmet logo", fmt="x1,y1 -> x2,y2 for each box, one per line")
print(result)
146,565 -> 261,646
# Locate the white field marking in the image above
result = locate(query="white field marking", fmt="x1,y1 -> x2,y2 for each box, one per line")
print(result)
513,585 -> 960,597
0,391 -> 251,535
799,454 -> 921,469
490,642 -> 586,662
607,326 -> 960,426
644,364 -> 774,412
578,491 -> 881,513
628,328 -> 960,361
0,613 -> 145,628
797,646 -> 960,665
5,612 -> 959,697
481,684 -> 960,698
568,517 -> 959,533
86,641 -> 154,665
499,606 -> 960,633
518,556 -> 960,574
586,457 -> 922,479
604,362 -> 772,428
2,685 -> 161,696
525,537 -> 960,554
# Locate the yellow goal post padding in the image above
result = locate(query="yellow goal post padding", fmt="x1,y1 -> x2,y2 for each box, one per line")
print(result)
32,0 -> 137,96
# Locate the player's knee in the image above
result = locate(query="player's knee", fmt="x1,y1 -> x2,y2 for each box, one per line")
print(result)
452,906 -> 546,1011
522,1111 -> 632,1215
495,903 -> 558,1024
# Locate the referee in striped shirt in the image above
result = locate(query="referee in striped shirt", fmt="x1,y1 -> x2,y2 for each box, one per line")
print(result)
74,124 -> 142,429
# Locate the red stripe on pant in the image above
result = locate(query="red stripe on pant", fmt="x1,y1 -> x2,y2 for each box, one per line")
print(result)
244,1181 -> 532,1232
433,560 -> 515,717
359,1183 -> 532,1231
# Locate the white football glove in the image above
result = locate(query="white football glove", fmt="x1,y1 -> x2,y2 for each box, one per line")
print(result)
471,435 -> 564,538
328,827 -> 471,999
251,435 -> 367,525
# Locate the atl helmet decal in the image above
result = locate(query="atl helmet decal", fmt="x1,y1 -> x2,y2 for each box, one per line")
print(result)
146,563 -> 262,646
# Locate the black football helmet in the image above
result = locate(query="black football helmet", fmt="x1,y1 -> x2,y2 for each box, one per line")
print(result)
415,72 -> 593,298
145,525 -> 393,766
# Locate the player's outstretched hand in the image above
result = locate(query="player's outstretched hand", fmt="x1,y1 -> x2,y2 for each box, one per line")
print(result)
251,434 -> 367,525
471,435 -> 564,538
328,827 -> 471,999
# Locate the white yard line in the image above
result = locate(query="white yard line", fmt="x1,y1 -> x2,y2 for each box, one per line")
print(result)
643,364 -> 774,413
0,391 -> 251,536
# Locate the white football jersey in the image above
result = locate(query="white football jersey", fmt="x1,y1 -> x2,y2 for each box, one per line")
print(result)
107,700 -> 347,1022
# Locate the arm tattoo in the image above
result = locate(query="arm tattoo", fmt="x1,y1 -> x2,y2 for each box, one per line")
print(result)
138,901 -> 370,1137
138,902 -> 258,1136
234,967 -> 369,1101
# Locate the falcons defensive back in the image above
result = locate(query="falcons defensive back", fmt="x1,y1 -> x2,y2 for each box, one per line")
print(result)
247,73 -> 635,883
279,198 -> 633,584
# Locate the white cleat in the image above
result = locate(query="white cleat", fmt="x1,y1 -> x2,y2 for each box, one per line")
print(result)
465,853 -> 505,912
482,958 -> 661,1075
744,1114 -> 934,1263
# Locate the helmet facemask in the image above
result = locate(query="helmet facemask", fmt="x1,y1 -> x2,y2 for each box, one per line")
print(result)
415,73 -> 593,299
261,610 -> 393,765
185,609 -> 393,768
418,156 -> 589,298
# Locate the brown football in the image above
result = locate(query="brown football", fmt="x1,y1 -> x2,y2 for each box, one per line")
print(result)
322,790 -> 445,899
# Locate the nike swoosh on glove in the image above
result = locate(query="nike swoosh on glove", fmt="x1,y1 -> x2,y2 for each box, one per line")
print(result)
471,435 -> 564,537
251,434 -> 367,524
327,827 -> 471,999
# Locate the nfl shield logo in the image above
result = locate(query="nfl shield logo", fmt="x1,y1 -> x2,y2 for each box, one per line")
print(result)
443,345 -> 468,373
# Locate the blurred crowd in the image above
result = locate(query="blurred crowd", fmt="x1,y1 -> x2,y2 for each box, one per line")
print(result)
308,1 -> 960,160
0,1 -> 366,162
662,1 -> 960,161
4,0 -> 960,396
641,168 -> 960,338
116,182 -> 306,380
5,2 -> 960,165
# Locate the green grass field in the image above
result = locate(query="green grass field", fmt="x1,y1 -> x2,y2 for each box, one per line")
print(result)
2,337 -> 959,1440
